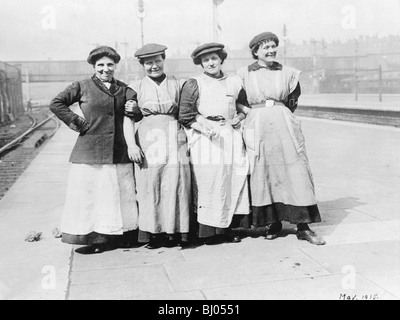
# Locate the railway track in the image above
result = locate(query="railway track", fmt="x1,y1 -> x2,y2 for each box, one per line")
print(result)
0,110 -> 60,200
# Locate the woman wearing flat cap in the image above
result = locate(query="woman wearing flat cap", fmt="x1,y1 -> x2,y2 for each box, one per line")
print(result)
49,46 -> 139,254
123,43 -> 191,249
237,32 -> 325,245
179,43 -> 251,245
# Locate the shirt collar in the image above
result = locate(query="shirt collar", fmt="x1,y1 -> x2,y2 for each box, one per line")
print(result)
248,61 -> 283,72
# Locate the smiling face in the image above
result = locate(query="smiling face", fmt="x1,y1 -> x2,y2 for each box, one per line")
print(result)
255,40 -> 278,66
200,52 -> 222,77
94,56 -> 116,82
143,54 -> 165,78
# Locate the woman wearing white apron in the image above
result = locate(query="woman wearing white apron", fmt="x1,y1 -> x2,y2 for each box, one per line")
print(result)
179,43 -> 251,245
50,46 -> 139,254
124,44 -> 191,249
237,32 -> 325,245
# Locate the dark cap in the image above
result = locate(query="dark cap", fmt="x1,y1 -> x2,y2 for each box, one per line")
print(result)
249,32 -> 279,49
191,43 -> 225,59
87,46 -> 121,65
134,43 -> 168,58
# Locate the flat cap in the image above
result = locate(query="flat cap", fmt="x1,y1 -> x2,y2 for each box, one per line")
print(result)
249,32 -> 279,48
87,46 -> 121,65
191,42 -> 225,59
134,43 -> 168,58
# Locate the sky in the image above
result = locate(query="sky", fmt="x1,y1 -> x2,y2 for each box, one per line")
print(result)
1,0 -> 400,61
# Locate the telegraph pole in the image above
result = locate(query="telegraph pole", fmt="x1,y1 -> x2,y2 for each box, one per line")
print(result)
283,24 -> 287,65
137,0 -> 145,46
212,0 -> 224,42
120,41 -> 129,82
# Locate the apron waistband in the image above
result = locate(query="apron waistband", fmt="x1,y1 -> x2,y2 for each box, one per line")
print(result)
251,101 -> 285,109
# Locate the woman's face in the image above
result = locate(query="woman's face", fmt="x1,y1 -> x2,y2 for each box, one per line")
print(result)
201,53 -> 222,76
255,40 -> 277,65
143,55 -> 165,78
94,56 -> 116,82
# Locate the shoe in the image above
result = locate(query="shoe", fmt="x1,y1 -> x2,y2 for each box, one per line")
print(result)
265,222 -> 282,240
204,235 -> 224,245
226,234 -> 241,243
296,230 -> 326,245
75,244 -> 107,254
145,239 -> 163,249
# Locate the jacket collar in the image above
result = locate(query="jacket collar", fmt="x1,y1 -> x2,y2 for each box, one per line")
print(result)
91,75 -> 120,96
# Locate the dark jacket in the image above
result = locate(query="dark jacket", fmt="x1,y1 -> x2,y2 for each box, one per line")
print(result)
49,75 -> 130,164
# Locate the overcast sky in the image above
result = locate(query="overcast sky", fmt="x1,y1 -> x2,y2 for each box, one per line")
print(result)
1,0 -> 400,61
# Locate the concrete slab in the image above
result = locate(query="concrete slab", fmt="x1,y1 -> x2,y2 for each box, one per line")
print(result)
68,264 -> 174,300
317,208 -> 379,226
0,239 -> 71,300
301,240 -> 400,275
72,246 -> 186,271
202,274 -> 398,300
311,220 -> 400,245
165,240 -> 329,292
360,270 -> 400,299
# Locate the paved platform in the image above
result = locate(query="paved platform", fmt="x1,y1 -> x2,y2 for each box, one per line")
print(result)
0,116 -> 399,301
299,94 -> 400,111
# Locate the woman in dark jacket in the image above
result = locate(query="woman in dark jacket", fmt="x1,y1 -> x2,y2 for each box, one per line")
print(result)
49,46 -> 139,254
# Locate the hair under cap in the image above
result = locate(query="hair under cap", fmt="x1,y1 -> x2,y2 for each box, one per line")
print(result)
191,42 -> 225,60
87,46 -> 121,65
249,32 -> 279,48
134,43 -> 168,59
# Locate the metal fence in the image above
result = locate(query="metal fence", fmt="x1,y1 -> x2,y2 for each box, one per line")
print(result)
0,61 -> 24,124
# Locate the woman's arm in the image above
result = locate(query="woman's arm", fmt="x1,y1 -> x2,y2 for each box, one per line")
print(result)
125,87 -> 143,122
232,88 -> 251,129
286,82 -> 301,113
49,81 -> 90,133
123,116 -> 144,165
179,79 -> 215,138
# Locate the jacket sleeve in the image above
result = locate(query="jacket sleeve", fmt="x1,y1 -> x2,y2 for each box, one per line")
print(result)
178,78 -> 200,128
285,82 -> 301,113
125,87 -> 143,122
49,81 -> 90,133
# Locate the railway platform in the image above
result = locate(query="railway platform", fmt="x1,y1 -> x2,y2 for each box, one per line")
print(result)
0,102 -> 399,301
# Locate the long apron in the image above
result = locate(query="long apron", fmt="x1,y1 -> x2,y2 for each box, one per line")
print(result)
131,76 -> 191,235
238,66 -> 319,212
186,74 -> 250,228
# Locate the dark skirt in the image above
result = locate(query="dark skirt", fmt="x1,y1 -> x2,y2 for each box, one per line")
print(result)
62,229 -> 138,245
198,215 -> 247,238
243,203 -> 321,227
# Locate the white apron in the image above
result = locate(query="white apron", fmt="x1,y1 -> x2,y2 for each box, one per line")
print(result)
186,74 -> 250,228
130,75 -> 191,234
237,65 -> 317,207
